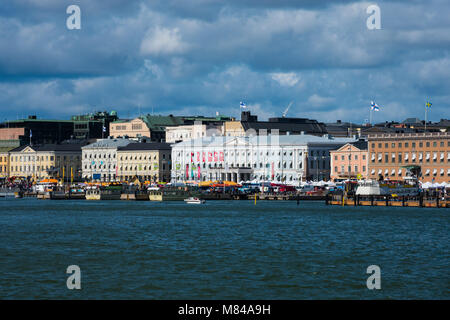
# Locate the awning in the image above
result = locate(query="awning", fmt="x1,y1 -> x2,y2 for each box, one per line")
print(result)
385,169 -> 389,175
392,153 -> 396,158
440,169 -> 444,175
440,153 -> 444,160
412,153 -> 416,160
378,169 -> 382,174
371,154 -> 375,160
419,153 -> 423,160
405,153 -> 409,160
447,153 -> 450,160
391,169 -> 396,175
398,169 -> 402,175
433,169 -> 437,175
448,169 -> 450,175
426,153 -> 430,160
378,154 -> 382,161
433,153 -> 437,160
425,169 -> 430,175
371,169 -> 375,174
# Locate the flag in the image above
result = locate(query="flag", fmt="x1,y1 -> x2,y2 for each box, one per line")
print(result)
29,130 -> 32,137
370,101 -> 380,111
103,126 -> 106,132
426,101 -> 432,108
240,101 -> 247,109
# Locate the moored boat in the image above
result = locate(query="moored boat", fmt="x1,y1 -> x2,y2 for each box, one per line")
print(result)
184,197 -> 205,204
355,177 -> 419,197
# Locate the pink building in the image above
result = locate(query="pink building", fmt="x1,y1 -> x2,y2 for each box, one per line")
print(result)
330,141 -> 368,181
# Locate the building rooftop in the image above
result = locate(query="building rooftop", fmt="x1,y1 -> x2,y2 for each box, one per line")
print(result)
10,143 -> 85,153
82,138 -> 135,149
118,142 -> 171,151
172,134 -> 356,148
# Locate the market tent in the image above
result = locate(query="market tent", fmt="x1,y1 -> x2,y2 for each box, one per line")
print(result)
39,179 -> 58,184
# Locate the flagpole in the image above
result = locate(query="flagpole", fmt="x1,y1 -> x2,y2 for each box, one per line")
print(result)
424,103 -> 427,131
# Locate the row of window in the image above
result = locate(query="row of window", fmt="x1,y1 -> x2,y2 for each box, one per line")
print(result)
84,154 -> 169,160
10,155 -> 79,162
84,164 -> 166,171
371,168 -> 450,177
180,150 -> 312,158
371,140 -> 449,149
10,166 -> 80,172
334,166 -> 367,173
334,154 -> 367,161
371,152 -> 450,163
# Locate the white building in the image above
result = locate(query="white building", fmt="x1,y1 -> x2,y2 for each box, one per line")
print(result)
171,133 -> 355,184
82,138 -> 134,181
165,121 -> 223,143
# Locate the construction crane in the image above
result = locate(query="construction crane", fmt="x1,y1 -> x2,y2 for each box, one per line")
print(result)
282,101 -> 293,118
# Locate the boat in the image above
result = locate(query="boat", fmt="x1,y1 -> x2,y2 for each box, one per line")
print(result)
85,184 -> 123,200
184,197 -> 205,204
355,177 -> 419,197
149,187 -> 202,201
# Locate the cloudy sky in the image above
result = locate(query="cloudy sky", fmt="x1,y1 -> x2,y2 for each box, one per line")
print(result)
0,0 -> 449,124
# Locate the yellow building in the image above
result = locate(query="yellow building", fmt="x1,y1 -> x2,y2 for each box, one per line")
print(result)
0,151 -> 10,178
224,120 -> 246,137
9,144 -> 83,182
117,143 -> 171,182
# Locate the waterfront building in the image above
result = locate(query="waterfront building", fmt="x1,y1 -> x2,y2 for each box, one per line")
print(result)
117,143 -> 171,182
223,111 -> 328,138
368,132 -> 450,183
0,152 -> 9,178
330,140 -> 368,181
110,114 -> 232,142
8,144 -> 84,181
0,116 -> 75,145
70,110 -> 119,140
171,133 -> 355,184
165,122 -> 223,143
324,120 -> 363,138
81,138 -> 134,181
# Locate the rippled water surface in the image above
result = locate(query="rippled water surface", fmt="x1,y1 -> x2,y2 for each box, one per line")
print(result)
0,198 -> 448,299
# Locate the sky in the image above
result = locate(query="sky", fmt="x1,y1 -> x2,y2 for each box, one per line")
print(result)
0,0 -> 449,124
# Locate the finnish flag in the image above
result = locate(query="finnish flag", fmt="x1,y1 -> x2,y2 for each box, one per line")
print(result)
103,126 -> 106,132
371,101 -> 380,111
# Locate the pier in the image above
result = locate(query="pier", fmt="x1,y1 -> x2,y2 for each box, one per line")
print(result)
327,193 -> 450,208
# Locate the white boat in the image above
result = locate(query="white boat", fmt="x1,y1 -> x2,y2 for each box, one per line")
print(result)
184,197 -> 205,204
355,177 -> 419,197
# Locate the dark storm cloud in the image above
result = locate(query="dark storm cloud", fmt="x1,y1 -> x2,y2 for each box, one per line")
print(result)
0,0 -> 449,123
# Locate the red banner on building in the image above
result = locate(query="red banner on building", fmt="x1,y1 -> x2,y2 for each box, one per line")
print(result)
219,151 -> 224,162
186,163 -> 189,179
271,162 -> 274,180
213,151 -> 218,162
208,152 -> 212,162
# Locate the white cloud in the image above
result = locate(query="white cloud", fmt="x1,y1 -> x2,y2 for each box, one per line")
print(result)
307,94 -> 335,108
140,26 -> 187,56
270,72 -> 300,87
